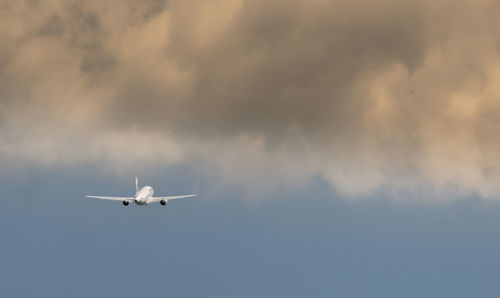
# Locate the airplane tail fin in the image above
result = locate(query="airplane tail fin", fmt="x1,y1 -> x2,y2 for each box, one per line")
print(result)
135,176 -> 139,194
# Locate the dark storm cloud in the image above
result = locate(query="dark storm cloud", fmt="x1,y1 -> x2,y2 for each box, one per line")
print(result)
113,0 -> 428,138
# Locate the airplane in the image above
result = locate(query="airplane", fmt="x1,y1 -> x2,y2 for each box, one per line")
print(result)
86,177 -> 197,206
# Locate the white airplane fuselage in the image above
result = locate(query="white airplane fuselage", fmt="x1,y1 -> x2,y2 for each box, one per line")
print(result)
134,186 -> 155,205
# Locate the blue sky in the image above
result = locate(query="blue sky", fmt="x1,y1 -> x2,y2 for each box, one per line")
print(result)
1,169 -> 500,298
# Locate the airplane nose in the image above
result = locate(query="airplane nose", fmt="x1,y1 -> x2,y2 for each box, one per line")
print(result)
134,196 -> 146,205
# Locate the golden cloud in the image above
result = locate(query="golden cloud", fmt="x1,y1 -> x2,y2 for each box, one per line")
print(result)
2,0 -> 500,200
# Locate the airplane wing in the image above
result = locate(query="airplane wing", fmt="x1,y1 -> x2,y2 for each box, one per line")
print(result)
150,194 -> 197,203
86,195 -> 135,201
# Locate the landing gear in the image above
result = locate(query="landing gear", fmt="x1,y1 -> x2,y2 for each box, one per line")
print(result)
160,200 -> 167,206
122,201 -> 129,206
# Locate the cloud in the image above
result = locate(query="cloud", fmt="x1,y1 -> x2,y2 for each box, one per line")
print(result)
2,0 -> 500,200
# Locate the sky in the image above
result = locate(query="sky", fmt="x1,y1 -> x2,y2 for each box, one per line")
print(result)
2,0 -> 500,297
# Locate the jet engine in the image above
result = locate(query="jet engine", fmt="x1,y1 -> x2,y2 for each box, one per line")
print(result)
122,201 -> 129,206
160,200 -> 167,206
